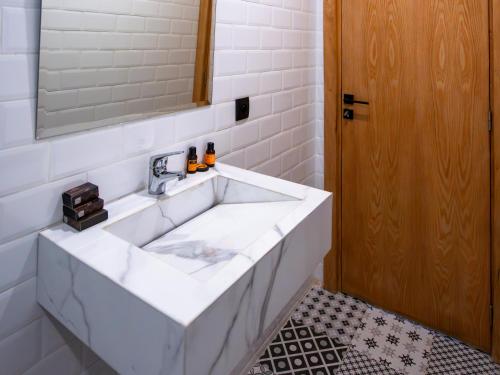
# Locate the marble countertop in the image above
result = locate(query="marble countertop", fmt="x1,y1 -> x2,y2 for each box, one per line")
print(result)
40,163 -> 331,327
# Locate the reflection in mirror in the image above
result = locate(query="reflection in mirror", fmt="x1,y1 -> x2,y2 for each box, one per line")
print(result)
36,0 -> 215,139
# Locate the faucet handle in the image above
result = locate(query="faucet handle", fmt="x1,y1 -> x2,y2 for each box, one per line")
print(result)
150,150 -> 185,168
162,150 -> 185,158
150,151 -> 185,177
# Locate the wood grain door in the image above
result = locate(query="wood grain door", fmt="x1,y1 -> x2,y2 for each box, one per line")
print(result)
341,0 -> 491,350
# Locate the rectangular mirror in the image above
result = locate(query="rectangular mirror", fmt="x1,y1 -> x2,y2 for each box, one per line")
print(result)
36,0 -> 215,139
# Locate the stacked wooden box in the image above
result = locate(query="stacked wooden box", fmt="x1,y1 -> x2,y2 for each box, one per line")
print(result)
62,182 -> 108,231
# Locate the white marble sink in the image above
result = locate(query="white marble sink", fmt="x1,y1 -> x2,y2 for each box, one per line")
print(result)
37,163 -> 332,375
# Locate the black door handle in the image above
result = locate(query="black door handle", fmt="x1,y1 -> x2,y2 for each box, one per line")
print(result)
343,93 -> 369,106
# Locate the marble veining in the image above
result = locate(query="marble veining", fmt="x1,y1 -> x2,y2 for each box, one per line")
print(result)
143,201 -> 300,281
37,163 -> 332,375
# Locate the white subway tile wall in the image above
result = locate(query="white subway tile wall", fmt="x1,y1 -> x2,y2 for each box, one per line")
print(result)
0,0 -> 324,373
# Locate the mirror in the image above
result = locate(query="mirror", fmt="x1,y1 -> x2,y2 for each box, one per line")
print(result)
36,0 -> 215,139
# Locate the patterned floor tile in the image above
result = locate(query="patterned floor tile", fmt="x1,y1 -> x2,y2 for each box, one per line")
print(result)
336,348 -> 401,375
251,287 -> 500,375
253,318 -> 349,375
292,287 -> 368,345
427,334 -> 500,375
248,364 -> 274,375
351,307 -> 434,375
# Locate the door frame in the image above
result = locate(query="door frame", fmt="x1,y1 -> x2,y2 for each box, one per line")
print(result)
323,0 -> 500,359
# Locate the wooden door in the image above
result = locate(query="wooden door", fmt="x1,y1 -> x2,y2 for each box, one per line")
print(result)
341,0 -> 491,350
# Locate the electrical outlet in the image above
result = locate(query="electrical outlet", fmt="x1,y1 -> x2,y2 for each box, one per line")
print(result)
235,97 -> 250,121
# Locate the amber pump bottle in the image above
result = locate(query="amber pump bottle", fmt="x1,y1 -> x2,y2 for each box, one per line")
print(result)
204,142 -> 216,168
187,147 -> 198,174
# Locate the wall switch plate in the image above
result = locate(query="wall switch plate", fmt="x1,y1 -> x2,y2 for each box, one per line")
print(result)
235,97 -> 250,121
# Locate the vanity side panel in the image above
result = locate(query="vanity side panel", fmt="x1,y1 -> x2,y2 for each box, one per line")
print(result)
37,236 -> 185,375
185,196 -> 332,375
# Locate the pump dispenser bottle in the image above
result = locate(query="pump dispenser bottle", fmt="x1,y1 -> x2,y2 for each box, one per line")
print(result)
187,147 -> 198,174
204,142 -> 216,168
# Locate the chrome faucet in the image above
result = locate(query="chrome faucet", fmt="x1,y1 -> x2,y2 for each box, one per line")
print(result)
148,151 -> 186,195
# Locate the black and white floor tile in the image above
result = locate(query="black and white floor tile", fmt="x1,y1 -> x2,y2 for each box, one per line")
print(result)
351,306 -> 434,374
248,364 -> 273,375
291,287 -> 368,345
426,334 -> 500,375
336,348 -> 400,375
251,287 -> 500,375
253,318 -> 349,375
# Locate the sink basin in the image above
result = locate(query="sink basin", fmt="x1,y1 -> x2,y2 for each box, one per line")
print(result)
105,175 -> 301,281
37,163 -> 332,375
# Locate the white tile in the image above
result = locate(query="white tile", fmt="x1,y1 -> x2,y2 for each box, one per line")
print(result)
284,70 -> 302,89
214,51 -> 246,76
50,128 -> 123,179
300,138 -> 316,161
0,233 -> 37,294
41,9 -> 82,31
215,102 -> 235,131
88,155 -> 148,203
232,74 -> 260,98
123,122 -> 155,157
252,156 -> 281,178
284,30 -> 302,49
214,24 -> 232,49
232,26 -> 260,49
282,108 -> 301,130
207,129 -> 231,157
260,71 -> 282,94
211,76 -> 233,103
216,0 -> 247,24
293,123 -> 314,146
250,95 -> 272,120
273,91 -> 293,113
260,114 -> 282,139
39,51 -> 80,70
273,8 -> 292,29
152,115 -> 176,150
293,86 -> 308,106
0,99 -> 35,149
261,29 -> 282,49
248,4 -> 272,26
0,278 -> 42,341
0,55 -> 37,100
0,174 -> 87,243
1,7 -> 40,53
232,120 -> 259,150
0,319 -> 41,375
315,173 -> 324,190
271,131 -> 293,157
0,143 -> 49,197
273,51 -> 293,70
174,107 -> 214,142
282,148 -> 300,172
245,141 -> 270,168
219,149 -> 245,169
247,51 -> 272,73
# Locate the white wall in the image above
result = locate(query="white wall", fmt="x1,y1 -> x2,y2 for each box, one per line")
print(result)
38,0 -> 201,135
0,0 -> 324,373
